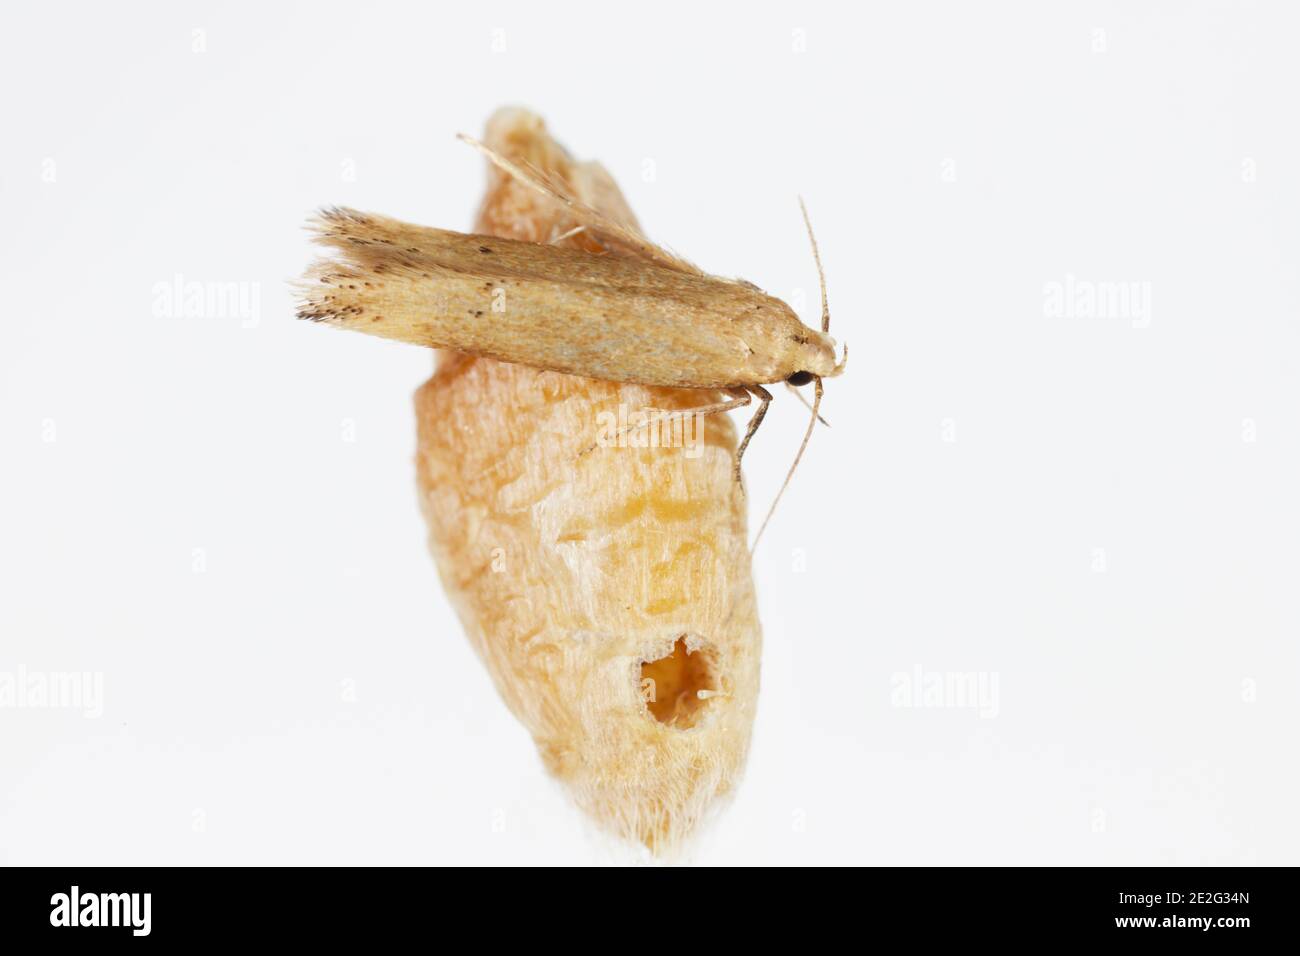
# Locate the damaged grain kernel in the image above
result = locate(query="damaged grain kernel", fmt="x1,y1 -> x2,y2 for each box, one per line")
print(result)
411,107 -> 764,852
641,636 -> 721,729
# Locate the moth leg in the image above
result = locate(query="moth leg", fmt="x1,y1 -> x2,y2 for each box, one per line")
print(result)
733,385 -> 773,484
673,386 -> 752,421
575,388 -> 751,461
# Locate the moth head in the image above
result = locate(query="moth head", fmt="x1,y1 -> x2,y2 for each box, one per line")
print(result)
787,329 -> 844,384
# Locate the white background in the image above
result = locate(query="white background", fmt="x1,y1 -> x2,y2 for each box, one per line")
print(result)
2,1 -> 1296,865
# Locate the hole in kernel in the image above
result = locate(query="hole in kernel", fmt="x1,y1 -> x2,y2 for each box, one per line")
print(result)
640,637 -> 717,729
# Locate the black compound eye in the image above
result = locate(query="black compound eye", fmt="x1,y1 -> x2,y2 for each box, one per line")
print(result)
786,370 -> 814,387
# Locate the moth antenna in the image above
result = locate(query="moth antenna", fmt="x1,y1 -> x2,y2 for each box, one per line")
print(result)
751,201 -> 834,550
550,224 -> 587,244
785,380 -> 830,426
798,196 -> 830,333
459,133 -> 702,275
751,375 -> 823,553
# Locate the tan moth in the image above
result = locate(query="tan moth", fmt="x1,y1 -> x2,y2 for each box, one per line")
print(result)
300,108 -> 836,851
298,132 -> 845,540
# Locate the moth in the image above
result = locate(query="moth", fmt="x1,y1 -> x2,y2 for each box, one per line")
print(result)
298,136 -> 846,541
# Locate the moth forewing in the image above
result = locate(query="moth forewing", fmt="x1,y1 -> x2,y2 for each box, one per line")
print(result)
298,208 -> 838,389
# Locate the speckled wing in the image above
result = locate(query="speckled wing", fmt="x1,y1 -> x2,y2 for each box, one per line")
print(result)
298,207 -> 803,388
